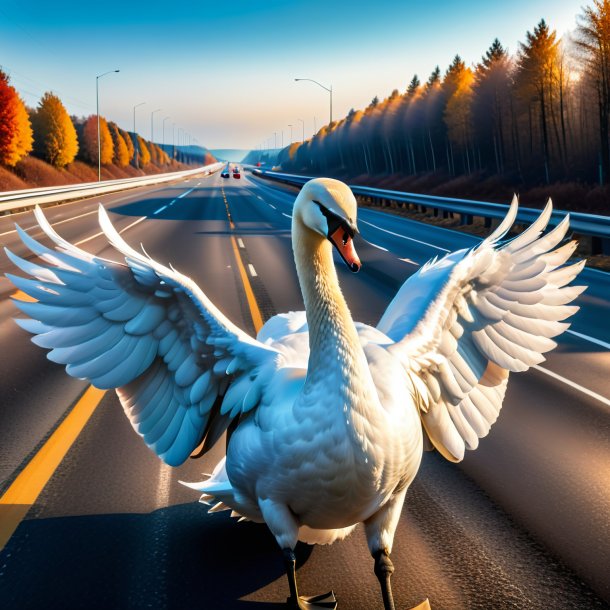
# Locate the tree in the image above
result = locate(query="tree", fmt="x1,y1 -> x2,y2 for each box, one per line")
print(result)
30,92 -> 78,168
472,39 -> 514,174
108,121 -> 130,167
119,126 -> 135,162
575,0 -> 610,183
444,65 -> 475,173
136,135 -> 150,167
80,115 -> 113,166
515,19 -> 561,183
0,70 -> 33,166
406,75 -> 421,98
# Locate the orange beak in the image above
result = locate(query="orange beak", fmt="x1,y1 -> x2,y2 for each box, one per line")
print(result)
329,226 -> 361,273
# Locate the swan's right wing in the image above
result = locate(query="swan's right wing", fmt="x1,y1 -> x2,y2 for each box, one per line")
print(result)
6,206 -> 279,466
379,198 -> 585,462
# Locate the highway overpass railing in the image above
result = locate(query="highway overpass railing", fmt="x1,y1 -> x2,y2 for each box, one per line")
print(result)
253,169 -> 610,255
0,162 -> 224,216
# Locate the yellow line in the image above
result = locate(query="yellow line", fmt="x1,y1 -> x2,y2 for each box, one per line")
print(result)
230,234 -> 263,333
0,385 -> 106,551
221,186 -> 263,333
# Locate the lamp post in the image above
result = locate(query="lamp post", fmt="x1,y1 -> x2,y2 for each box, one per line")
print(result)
288,124 -> 293,144
298,118 -> 304,143
162,116 -> 170,150
295,78 -> 332,125
96,69 -> 119,181
150,108 -> 162,144
133,101 -> 145,169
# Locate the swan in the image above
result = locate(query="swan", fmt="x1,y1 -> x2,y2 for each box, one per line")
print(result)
5,178 -> 585,610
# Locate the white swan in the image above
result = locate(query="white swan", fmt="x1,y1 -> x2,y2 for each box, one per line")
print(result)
5,178 -> 585,610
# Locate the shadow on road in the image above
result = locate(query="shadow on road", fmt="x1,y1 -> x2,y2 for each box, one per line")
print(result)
0,502 -> 313,609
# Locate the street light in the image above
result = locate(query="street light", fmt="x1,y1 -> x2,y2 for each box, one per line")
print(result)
297,118 -> 304,143
133,101 -> 145,169
151,108 -> 162,144
162,116 -> 170,150
96,69 -> 119,182
288,124 -> 293,144
295,78 -> 332,125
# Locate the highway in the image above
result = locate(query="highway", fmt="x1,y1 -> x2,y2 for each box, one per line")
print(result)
0,167 -> 608,609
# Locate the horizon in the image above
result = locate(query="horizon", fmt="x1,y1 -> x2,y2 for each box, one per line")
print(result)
0,0 -> 587,151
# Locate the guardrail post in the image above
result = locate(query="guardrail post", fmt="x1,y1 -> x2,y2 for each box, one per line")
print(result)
460,213 -> 473,225
591,236 -> 610,255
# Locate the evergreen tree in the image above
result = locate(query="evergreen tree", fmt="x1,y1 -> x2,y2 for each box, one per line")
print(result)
575,0 -> 610,183
31,92 -> 78,168
407,75 -> 421,98
0,70 -> 33,166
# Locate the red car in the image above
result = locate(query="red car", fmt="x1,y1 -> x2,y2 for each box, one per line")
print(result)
233,168 -> 241,179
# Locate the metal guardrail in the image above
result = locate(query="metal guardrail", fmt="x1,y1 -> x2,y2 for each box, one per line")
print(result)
254,169 -> 610,255
0,162 -> 224,215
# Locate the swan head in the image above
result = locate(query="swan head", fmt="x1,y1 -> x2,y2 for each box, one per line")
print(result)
294,178 -> 361,272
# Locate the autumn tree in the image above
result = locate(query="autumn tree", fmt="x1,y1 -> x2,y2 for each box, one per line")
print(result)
30,92 -> 78,168
444,62 -> 475,173
0,70 -> 33,166
136,135 -> 150,167
575,0 -> 610,182
515,19 -> 561,183
108,121 -> 130,166
80,115 -> 113,166
119,126 -> 134,162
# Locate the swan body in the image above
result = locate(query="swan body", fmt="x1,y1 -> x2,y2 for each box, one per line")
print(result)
5,178 -> 585,609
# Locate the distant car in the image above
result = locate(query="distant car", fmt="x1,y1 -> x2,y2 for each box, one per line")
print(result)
221,169 -> 230,178
233,170 -> 241,179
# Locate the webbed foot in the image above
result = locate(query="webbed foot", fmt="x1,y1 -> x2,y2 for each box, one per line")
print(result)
286,591 -> 337,609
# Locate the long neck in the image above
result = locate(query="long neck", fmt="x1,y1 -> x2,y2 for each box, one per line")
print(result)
293,220 -> 365,388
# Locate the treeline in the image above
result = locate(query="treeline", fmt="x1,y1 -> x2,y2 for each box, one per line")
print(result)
0,70 -> 175,172
280,2 -> 610,193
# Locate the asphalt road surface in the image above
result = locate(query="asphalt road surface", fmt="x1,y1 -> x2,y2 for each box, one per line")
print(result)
0,167 -> 608,610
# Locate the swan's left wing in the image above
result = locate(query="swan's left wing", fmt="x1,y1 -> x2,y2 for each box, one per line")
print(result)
378,198 -> 586,462
5,206 -> 279,466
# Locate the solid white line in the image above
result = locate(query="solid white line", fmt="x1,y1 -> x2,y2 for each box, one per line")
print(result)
0,209 -> 98,237
154,205 -> 167,215
237,238 -> 245,248
73,215 -> 147,245
532,364 -> 610,408
248,264 -> 258,277
118,216 -> 147,235
369,242 -> 388,252
566,329 -> 610,350
359,218 -> 451,252
282,212 -> 292,219
74,231 -> 104,246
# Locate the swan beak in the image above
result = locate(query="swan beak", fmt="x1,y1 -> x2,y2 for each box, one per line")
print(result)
329,226 -> 361,272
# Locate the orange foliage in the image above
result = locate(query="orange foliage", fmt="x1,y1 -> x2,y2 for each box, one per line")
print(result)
81,115 -> 114,165
0,70 -> 33,166
31,92 -> 78,168
136,135 -> 150,166
108,121 -> 130,167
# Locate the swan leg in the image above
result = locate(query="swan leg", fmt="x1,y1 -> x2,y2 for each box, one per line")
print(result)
373,549 -> 395,610
283,548 -> 337,609
258,499 -> 337,609
364,488 -> 407,610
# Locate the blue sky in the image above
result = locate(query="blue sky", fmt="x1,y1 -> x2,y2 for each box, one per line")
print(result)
0,0 -> 586,150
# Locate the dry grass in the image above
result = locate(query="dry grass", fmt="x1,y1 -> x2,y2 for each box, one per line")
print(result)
0,156 -> 199,192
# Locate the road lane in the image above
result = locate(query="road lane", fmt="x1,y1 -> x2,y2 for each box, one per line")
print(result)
0,170 -> 608,608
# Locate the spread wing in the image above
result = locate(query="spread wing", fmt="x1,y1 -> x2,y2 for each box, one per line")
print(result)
5,206 -> 279,466
378,197 -> 586,462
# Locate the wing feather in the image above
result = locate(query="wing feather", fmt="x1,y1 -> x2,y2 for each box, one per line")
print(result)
6,206 -> 280,466
381,198 -> 584,462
